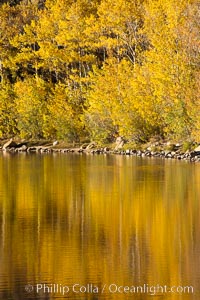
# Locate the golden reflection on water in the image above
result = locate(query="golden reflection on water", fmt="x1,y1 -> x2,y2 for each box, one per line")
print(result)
0,153 -> 200,299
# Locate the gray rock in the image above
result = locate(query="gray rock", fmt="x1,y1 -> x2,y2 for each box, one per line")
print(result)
130,149 -> 137,155
17,145 -> 27,152
104,147 -> 110,152
53,140 -> 58,146
194,145 -> 200,155
165,152 -> 172,158
145,151 -> 151,156
27,147 -> 37,152
3,139 -> 17,150
194,145 -> 200,150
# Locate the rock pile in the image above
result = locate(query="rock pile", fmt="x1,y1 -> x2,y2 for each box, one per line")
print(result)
0,139 -> 200,162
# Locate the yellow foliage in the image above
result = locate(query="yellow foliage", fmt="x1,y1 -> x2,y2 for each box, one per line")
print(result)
14,77 -> 48,138
0,0 -> 199,141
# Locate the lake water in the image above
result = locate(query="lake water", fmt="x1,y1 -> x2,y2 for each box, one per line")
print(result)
0,152 -> 199,299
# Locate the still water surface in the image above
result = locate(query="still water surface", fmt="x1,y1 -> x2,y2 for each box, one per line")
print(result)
0,153 -> 200,299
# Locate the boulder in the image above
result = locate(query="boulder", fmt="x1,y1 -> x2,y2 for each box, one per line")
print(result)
2,139 -> 17,150
194,145 -> 200,154
190,145 -> 200,158
104,147 -> 110,152
16,145 -> 28,152
27,147 -> 37,152
53,140 -> 58,146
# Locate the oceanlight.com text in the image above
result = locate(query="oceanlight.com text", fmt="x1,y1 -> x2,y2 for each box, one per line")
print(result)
25,283 -> 194,296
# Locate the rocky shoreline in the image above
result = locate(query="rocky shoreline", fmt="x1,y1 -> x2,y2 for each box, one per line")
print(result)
1,138 -> 200,162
